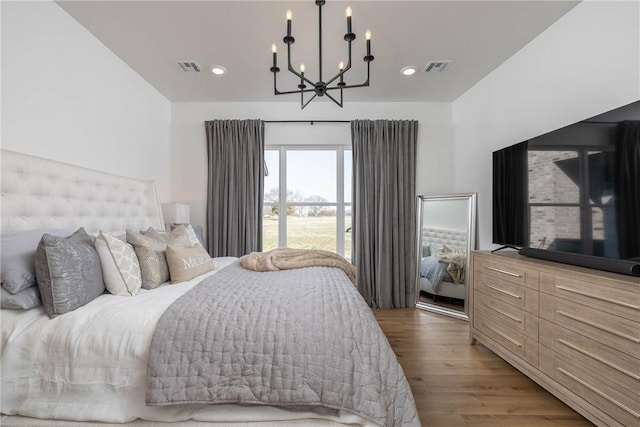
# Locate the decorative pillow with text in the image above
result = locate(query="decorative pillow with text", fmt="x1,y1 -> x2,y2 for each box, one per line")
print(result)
165,244 -> 214,283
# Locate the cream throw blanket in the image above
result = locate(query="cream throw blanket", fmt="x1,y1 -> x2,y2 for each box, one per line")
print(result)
436,251 -> 466,284
241,248 -> 356,285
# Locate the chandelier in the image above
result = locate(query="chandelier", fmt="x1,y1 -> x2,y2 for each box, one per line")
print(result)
269,0 -> 374,109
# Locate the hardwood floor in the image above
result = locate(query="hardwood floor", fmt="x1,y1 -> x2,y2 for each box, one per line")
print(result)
373,308 -> 594,427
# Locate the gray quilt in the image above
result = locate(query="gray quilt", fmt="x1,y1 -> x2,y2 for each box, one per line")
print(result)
146,261 -> 420,427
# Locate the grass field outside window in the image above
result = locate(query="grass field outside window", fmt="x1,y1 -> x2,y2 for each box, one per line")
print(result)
263,214 -> 352,258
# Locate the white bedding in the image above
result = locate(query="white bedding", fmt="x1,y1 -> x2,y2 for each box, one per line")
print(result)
0,151 -> 376,426
0,258 -> 370,426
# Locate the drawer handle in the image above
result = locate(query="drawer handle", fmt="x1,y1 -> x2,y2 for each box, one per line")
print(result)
484,266 -> 522,278
557,367 -> 640,419
557,310 -> 640,344
556,285 -> 640,311
557,339 -> 640,381
482,322 -> 522,348
483,303 -> 522,323
485,284 -> 522,300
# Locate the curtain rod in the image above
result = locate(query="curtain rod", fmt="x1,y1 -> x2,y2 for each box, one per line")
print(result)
264,120 -> 350,124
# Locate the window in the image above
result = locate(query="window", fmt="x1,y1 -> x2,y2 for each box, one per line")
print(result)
263,147 -> 352,258
528,148 -> 615,255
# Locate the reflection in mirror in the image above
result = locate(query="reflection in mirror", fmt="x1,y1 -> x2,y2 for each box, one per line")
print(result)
415,193 -> 477,320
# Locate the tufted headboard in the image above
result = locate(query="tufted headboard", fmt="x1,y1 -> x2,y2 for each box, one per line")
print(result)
1,149 -> 164,234
422,226 -> 468,253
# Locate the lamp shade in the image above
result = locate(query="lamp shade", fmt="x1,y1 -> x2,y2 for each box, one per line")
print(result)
162,203 -> 190,224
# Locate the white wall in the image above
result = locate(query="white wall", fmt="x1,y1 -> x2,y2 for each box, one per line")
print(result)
9,0 -> 633,246
1,1 -> 172,200
452,0 -> 640,249
171,102 -> 453,229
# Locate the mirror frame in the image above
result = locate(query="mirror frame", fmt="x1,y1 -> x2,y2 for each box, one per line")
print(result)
414,193 -> 477,320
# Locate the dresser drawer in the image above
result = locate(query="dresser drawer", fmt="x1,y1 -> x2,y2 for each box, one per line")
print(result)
475,307 -> 538,367
539,319 -> 639,397
471,252 -> 640,427
540,272 -> 640,322
473,254 -> 540,289
475,289 -> 538,340
540,349 -> 640,427
540,293 -> 640,359
474,271 -> 539,315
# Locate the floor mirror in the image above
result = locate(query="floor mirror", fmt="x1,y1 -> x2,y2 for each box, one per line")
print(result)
415,193 -> 477,320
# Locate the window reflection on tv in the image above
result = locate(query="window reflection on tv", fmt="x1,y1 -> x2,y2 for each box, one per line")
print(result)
527,149 -> 618,258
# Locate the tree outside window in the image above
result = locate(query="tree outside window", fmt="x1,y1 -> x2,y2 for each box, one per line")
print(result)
263,147 -> 351,258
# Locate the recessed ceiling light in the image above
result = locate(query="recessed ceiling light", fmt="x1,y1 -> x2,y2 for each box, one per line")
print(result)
401,66 -> 417,76
211,65 -> 227,75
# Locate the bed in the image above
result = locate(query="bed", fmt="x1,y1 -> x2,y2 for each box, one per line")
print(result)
418,226 -> 468,302
0,149 -> 419,427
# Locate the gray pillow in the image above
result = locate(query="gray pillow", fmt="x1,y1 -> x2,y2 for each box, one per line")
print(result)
35,228 -> 105,318
420,255 -> 446,286
191,225 -> 205,248
1,285 -> 42,310
422,244 -> 431,257
1,229 -> 71,294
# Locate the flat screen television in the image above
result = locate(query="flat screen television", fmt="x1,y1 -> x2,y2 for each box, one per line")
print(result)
492,100 -> 640,276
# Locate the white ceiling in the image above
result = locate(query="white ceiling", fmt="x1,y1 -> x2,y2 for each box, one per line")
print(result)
56,1 -> 580,103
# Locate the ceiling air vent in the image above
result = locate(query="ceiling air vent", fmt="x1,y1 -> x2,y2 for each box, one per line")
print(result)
424,60 -> 452,73
176,61 -> 202,73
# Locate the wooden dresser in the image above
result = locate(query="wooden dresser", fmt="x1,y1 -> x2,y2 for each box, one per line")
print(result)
470,251 -> 640,427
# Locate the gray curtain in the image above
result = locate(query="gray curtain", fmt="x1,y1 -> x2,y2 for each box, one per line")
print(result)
351,119 -> 418,309
615,120 -> 640,259
492,141 -> 529,247
205,119 -> 264,257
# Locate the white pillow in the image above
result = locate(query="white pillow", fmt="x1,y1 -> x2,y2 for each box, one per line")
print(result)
429,243 -> 443,255
170,223 -> 206,248
182,224 -> 201,246
95,231 -> 142,296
